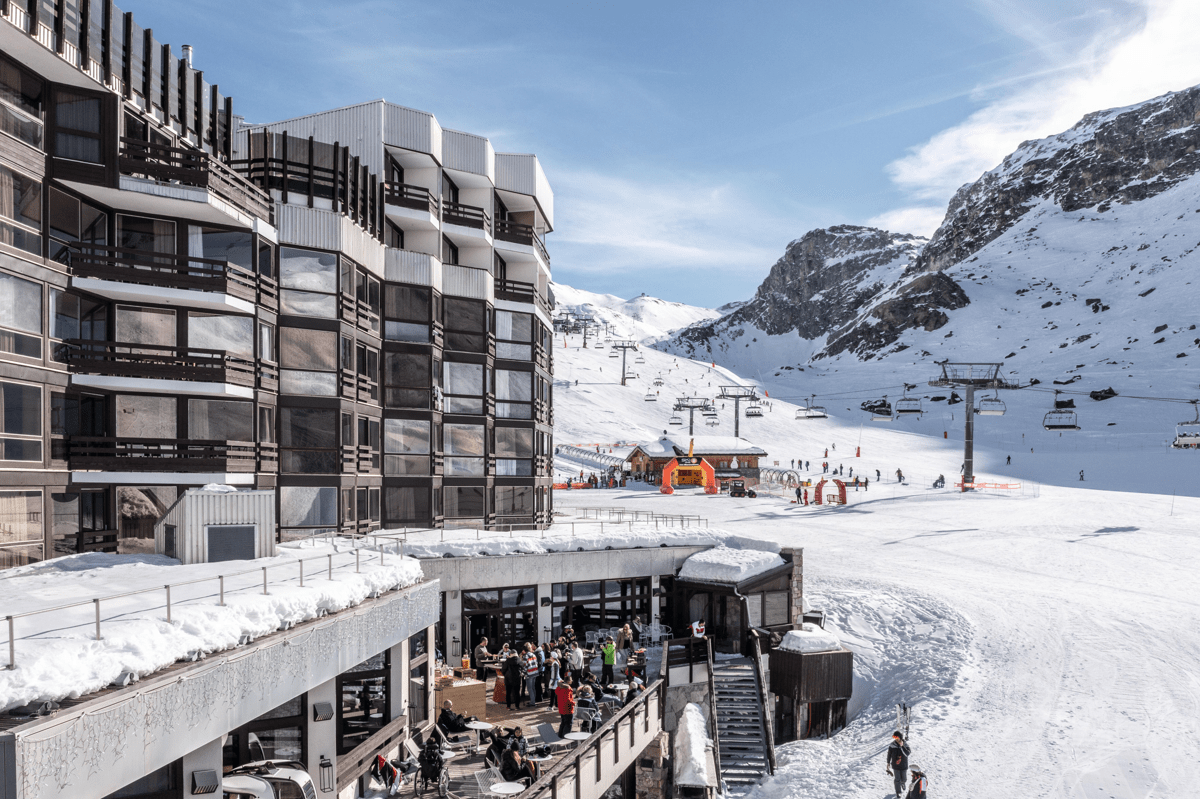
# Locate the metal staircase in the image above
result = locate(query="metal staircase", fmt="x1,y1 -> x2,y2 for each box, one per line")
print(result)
712,658 -> 771,788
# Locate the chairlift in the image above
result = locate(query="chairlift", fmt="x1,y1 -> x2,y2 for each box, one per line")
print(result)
745,403 -> 764,418
861,396 -> 893,421
1042,390 -> 1080,431
795,395 -> 828,420
1172,400 -> 1200,449
653,377 -> 665,387
977,391 -> 1006,417
644,392 -> 657,402
701,408 -> 718,418
705,416 -> 720,427
895,384 -> 922,416
668,414 -> 684,426
608,350 -> 619,358
635,354 -> 646,364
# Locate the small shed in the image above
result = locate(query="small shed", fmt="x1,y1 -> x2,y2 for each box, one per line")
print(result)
672,546 -> 794,654
154,486 -> 277,564
767,624 -> 854,741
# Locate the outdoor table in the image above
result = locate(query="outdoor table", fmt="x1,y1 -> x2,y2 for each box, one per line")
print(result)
526,755 -> 552,764
564,732 -> 591,742
610,682 -> 629,700
465,719 -> 494,753
491,782 -> 525,795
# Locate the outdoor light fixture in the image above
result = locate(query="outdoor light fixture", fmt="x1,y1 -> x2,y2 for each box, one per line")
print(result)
652,587 -> 663,597
540,596 -> 551,607
319,757 -> 334,793
191,769 -> 219,795
312,701 -> 334,722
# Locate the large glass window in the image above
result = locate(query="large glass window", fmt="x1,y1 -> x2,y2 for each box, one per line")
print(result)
279,327 -> 337,396
383,418 -> 430,476
0,164 -> 42,256
384,285 -> 430,343
115,306 -> 175,349
0,271 -> 42,358
337,652 -> 390,755
385,486 -> 430,526
222,695 -> 306,770
189,399 -> 253,441
187,226 -> 252,271
279,247 -> 337,318
280,485 -> 337,529
444,423 -> 484,476
384,351 -> 431,409
117,214 -> 175,259
443,361 -> 484,414
496,369 -> 532,419
51,490 -> 110,556
444,486 -> 485,518
48,187 -> 106,264
0,489 -> 43,548
53,89 -> 102,163
115,395 -> 176,438
496,311 -> 532,361
187,313 -> 253,358
443,297 -> 485,352
0,382 -> 41,461
0,54 -> 44,149
280,408 -> 337,473
495,427 -> 533,477
551,578 -> 651,640
496,486 -> 533,516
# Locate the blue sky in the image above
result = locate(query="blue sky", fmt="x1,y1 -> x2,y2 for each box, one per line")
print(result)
126,0 -> 1200,307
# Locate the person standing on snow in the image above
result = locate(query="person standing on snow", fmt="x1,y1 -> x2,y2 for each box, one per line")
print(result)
904,766 -> 927,799
1006,455 -> 1011,465
876,469 -> 881,481
886,731 -> 911,798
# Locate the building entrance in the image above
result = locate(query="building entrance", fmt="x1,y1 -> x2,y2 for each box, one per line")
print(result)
462,586 -> 538,657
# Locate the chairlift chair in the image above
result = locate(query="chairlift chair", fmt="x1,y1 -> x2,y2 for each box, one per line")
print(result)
796,396 -> 828,420
977,392 -> 1006,417
644,392 -> 657,402
1042,390 -> 1080,431
701,408 -> 718,418
608,350 -> 619,359
668,414 -> 684,426
635,354 -> 645,364
863,396 -> 893,422
1172,400 -> 1200,449
705,416 -> 720,427
653,377 -> 664,387
895,385 -> 922,416
745,403 -> 764,418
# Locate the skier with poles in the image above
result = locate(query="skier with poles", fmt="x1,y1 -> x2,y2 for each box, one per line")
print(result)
885,731 -> 911,798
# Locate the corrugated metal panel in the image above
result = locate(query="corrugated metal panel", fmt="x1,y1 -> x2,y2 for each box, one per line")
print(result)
273,205 -> 384,274
496,153 -> 554,230
442,264 -> 492,300
442,129 -> 494,181
155,489 -> 276,565
383,103 -> 440,161
242,101 -> 386,175
385,249 -> 442,290
339,215 -> 386,276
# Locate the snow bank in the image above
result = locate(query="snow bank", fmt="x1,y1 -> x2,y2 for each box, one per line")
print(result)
678,545 -> 785,584
392,525 -> 780,560
0,540 -> 423,712
673,702 -> 713,788
778,623 -> 843,654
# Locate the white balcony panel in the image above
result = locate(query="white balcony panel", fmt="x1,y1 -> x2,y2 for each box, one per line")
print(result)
58,177 -> 264,232
442,129 -> 494,182
496,153 -> 555,230
384,203 -> 439,231
275,204 -> 385,276
442,264 -> 492,300
385,250 -> 443,291
71,374 -> 255,399
239,100 -> 386,174
70,471 -> 256,485
71,277 -> 256,314
384,103 -> 443,162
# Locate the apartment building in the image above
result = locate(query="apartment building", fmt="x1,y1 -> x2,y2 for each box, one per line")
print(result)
0,0 -> 554,571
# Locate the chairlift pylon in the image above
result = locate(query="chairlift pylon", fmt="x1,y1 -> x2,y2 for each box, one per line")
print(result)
1042,390 -> 1080,431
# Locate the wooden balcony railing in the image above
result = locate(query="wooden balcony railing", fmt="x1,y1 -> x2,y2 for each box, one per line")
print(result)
496,278 -> 553,317
494,218 -> 550,264
383,182 -> 438,215
70,243 -> 262,304
63,340 -> 257,386
68,438 -> 265,472
442,200 -> 491,233
119,137 -> 274,223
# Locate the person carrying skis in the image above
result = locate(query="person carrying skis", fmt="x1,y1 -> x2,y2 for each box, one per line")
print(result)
886,731 -> 911,798
904,765 -> 927,799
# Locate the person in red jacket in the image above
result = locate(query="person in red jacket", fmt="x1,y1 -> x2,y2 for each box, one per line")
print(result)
555,680 -> 576,737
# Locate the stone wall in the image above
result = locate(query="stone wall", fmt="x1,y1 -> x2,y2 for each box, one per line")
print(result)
782,547 -> 804,625
634,731 -> 669,799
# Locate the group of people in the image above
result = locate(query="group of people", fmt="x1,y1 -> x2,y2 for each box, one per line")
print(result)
886,731 -> 928,799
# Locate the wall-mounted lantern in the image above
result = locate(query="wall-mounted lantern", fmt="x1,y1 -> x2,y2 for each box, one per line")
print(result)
319,756 -> 334,793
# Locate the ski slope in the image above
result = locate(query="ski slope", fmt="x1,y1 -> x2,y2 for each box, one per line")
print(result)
551,287 -> 1200,798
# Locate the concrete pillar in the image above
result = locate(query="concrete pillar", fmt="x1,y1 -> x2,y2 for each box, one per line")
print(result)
782,548 -> 804,626
536,582 -> 552,644
634,730 -> 668,799
181,737 -> 223,798
426,625 -> 437,721
306,677 -> 337,796
444,590 -> 462,663
650,575 -> 661,625
394,640 -> 411,722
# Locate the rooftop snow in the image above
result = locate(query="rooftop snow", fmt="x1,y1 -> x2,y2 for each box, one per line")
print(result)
390,526 -> 780,560
778,623 -> 844,654
677,545 -> 786,584
674,703 -> 714,788
635,435 -> 768,458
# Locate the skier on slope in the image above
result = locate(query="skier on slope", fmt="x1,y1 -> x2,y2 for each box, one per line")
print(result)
885,731 -> 911,798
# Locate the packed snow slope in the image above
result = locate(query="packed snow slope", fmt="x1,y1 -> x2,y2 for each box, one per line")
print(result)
556,484 -> 1200,799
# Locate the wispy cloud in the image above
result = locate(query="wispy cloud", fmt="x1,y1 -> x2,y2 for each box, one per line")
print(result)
878,0 -> 1200,230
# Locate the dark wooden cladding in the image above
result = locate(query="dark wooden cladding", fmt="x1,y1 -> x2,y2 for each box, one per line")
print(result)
767,647 -> 854,702
496,278 -> 552,317
495,218 -> 550,264
68,437 -> 273,472
234,130 -> 384,241
383,181 -> 438,215
442,199 -> 491,233
119,137 -> 273,222
70,242 -> 264,302
62,340 -> 257,386
0,132 -> 47,178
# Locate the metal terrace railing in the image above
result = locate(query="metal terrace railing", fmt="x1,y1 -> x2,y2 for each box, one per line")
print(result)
442,199 -> 491,233
496,277 -> 554,317
4,538 -> 413,671
120,137 -> 274,223
494,218 -> 551,264
67,437 -> 269,472
383,181 -> 439,215
61,340 -> 258,386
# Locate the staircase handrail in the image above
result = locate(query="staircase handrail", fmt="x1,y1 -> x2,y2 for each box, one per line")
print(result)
749,629 -> 777,775
704,635 -> 726,795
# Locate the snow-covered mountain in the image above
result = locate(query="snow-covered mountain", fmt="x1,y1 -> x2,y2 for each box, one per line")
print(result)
551,282 -> 721,342
663,84 -> 1200,392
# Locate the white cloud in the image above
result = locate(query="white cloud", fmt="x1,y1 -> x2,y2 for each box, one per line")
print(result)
867,206 -> 945,238
881,0 -> 1200,214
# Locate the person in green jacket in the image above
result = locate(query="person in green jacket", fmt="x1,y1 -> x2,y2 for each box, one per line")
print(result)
600,637 -> 617,684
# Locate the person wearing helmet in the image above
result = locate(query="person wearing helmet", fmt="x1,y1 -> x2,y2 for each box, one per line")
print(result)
885,731 -> 911,798
905,765 -> 927,799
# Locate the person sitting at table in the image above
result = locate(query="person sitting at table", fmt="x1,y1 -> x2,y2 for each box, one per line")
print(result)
501,747 -> 539,786
623,682 -> 645,707
484,730 -> 509,767
510,726 -> 529,757
575,686 -> 601,733
437,700 -> 471,734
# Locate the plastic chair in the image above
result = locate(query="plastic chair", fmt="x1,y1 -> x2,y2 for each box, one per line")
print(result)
535,722 -> 571,751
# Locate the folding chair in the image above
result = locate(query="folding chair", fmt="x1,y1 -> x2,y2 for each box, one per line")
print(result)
435,723 -> 472,756
535,722 -> 572,752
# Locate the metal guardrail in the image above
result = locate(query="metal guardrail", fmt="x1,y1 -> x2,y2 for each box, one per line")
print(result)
4,537 -> 408,671
749,630 -> 777,775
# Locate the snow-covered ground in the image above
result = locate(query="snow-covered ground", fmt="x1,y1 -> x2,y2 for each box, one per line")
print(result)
551,287 -> 1200,797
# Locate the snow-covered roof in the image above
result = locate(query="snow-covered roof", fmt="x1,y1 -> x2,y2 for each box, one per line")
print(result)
778,623 -> 844,654
634,435 -> 767,458
673,703 -> 715,788
677,545 -> 787,584
396,527 -> 780,560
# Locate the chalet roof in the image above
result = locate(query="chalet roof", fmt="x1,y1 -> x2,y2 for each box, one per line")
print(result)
633,436 -> 767,459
